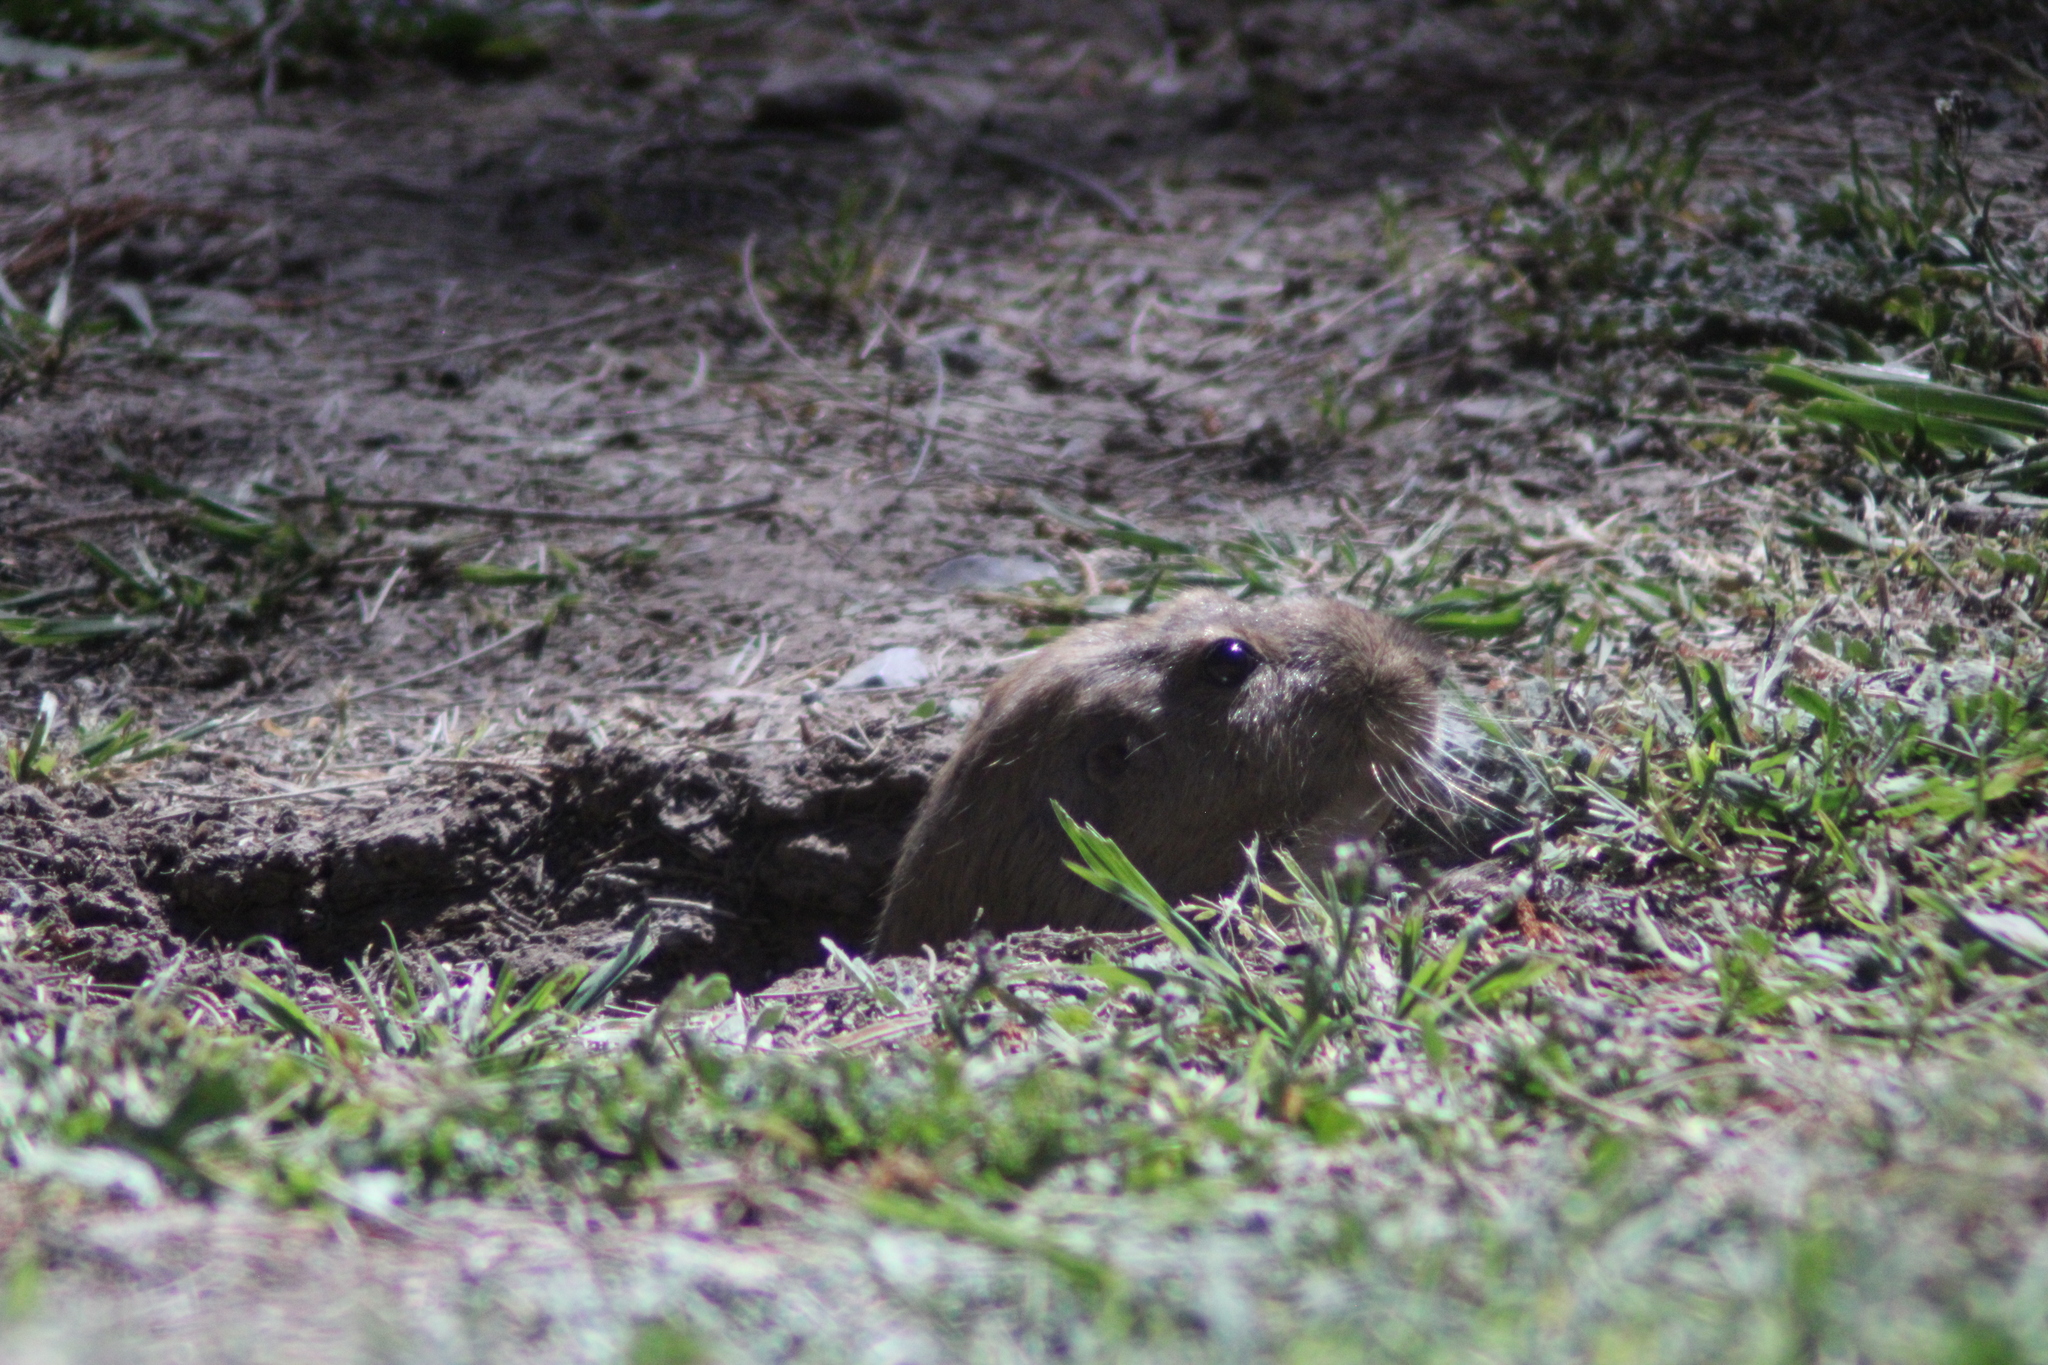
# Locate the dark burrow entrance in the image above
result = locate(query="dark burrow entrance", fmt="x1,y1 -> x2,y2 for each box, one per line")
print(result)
2,734 -> 948,1007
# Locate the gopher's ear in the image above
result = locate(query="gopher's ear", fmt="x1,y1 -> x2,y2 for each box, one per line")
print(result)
1085,735 -> 1134,786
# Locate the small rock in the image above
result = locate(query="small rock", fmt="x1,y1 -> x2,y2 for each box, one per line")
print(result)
935,334 -> 1001,377
754,64 -> 907,131
1392,12 -> 1523,83
431,361 -> 481,395
924,554 -> 1058,592
903,74 -> 997,126
832,646 -> 930,691
166,288 -> 258,327
618,898 -> 719,954
15,1146 -> 162,1207
0,33 -> 91,80
1447,395 -> 1557,428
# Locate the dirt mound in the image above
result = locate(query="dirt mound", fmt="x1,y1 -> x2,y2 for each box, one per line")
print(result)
2,737 -> 945,1001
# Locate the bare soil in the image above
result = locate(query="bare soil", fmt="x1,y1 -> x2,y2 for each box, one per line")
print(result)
0,1 -> 1990,1007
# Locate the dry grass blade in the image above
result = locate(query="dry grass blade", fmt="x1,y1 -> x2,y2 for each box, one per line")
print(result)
385,301 -> 645,365
970,137 -> 1144,229
738,234 -> 1046,460
273,490 -> 781,525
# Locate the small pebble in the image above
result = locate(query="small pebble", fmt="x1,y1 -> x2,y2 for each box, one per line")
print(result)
833,646 -> 929,691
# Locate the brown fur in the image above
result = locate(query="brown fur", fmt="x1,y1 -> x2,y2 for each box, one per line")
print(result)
872,591 -> 1446,955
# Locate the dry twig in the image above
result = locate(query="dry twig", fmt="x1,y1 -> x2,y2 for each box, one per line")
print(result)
257,0 -> 307,118
17,492 -> 778,539
274,490 -> 782,526
387,301 -> 645,366
16,507 -> 186,539
971,138 -> 1143,229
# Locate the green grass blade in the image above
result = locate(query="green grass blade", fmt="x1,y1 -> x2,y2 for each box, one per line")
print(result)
1761,362 -> 1875,404
237,973 -> 338,1057
1798,398 -> 2022,452
345,958 -> 408,1055
458,564 -> 559,588
564,912 -> 657,1015
1854,382 -> 2048,433
1462,955 -> 1559,1011
0,615 -> 163,647
1052,801 -> 1173,919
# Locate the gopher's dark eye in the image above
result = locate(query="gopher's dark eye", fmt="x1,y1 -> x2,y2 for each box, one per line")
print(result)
1200,637 -> 1260,687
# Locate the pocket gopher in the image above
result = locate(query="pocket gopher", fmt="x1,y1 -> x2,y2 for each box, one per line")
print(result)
872,590 -> 1447,954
